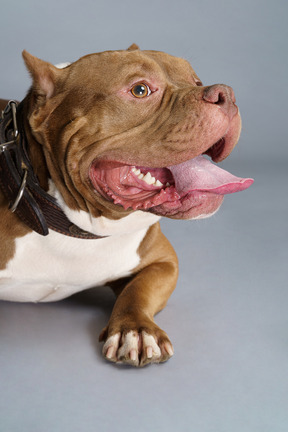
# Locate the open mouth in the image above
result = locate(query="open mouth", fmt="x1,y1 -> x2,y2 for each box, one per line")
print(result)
89,138 -> 254,219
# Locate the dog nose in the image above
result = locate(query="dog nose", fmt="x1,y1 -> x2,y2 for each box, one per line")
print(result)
203,84 -> 238,120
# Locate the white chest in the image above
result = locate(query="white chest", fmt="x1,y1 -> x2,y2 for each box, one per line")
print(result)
0,223 -> 150,303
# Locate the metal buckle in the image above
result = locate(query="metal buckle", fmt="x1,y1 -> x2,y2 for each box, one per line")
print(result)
9,168 -> 28,212
0,100 -> 19,152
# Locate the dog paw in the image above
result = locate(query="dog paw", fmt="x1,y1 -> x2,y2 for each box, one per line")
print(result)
100,328 -> 174,367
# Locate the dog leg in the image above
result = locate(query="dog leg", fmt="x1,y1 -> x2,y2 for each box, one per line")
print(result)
99,224 -> 178,367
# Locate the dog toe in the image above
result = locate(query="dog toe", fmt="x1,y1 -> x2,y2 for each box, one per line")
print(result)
102,332 -> 121,362
117,331 -> 140,366
139,331 -> 162,366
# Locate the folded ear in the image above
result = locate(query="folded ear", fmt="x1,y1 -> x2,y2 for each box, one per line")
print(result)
127,43 -> 140,51
22,50 -> 61,100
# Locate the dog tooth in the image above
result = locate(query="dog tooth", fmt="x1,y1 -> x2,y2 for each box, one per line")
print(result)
134,169 -> 141,176
142,172 -> 152,183
143,172 -> 156,185
166,182 -> 170,187
138,173 -> 144,180
131,167 -> 136,173
155,180 -> 163,187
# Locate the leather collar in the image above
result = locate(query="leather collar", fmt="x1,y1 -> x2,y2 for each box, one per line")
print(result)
0,100 -> 104,239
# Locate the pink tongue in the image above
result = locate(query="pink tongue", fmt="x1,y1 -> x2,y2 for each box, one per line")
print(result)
169,155 -> 254,195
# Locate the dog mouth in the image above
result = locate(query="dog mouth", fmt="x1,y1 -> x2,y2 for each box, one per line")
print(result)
89,137 -> 254,219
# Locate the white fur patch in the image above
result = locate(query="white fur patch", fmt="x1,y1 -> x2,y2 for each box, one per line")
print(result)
0,226 -> 147,302
0,182 -> 160,303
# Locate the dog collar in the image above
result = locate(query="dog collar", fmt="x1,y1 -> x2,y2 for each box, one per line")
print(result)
0,100 -> 104,239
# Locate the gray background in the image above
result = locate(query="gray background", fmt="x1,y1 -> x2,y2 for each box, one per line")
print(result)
0,0 -> 287,431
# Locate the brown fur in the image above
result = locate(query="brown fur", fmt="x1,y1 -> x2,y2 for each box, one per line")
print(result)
19,49 -> 239,220
0,46 -> 242,365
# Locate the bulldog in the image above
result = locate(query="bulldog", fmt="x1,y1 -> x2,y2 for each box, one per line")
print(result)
0,44 -> 253,367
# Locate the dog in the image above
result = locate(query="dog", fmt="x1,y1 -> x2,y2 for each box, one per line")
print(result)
0,44 -> 253,367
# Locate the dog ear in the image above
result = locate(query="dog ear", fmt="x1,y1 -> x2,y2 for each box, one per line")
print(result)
127,43 -> 140,51
22,50 -> 60,100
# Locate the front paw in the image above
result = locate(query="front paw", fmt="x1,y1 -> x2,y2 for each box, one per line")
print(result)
99,323 -> 174,367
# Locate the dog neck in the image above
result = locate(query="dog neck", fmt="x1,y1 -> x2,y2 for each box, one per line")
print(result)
0,100 -> 105,239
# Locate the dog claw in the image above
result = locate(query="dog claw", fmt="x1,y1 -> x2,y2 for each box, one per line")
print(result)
147,346 -> 153,358
106,346 -> 114,359
164,342 -> 174,356
130,349 -> 137,361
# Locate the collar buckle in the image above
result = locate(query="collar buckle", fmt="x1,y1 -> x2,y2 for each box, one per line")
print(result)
0,100 -> 19,153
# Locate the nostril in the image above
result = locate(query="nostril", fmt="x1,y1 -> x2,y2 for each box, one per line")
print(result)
203,85 -> 228,104
216,91 -> 226,105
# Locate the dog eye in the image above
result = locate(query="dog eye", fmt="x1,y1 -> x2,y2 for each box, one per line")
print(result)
131,83 -> 151,98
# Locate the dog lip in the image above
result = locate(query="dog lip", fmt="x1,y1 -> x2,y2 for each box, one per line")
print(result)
203,137 -> 226,161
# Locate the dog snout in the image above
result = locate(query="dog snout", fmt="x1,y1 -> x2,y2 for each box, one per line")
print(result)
203,84 -> 238,120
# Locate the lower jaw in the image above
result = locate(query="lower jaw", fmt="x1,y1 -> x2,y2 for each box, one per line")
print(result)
103,185 -> 224,220
150,192 -> 224,219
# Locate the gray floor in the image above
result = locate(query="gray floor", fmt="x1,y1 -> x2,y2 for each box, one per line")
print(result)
0,159 -> 287,432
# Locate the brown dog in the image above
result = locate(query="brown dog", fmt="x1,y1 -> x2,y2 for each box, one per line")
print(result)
0,44 -> 253,366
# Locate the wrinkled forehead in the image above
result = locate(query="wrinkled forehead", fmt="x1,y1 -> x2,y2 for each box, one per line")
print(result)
142,50 -> 200,84
74,49 -> 199,87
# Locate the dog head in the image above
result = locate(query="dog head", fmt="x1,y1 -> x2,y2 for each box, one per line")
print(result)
23,45 -> 253,220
